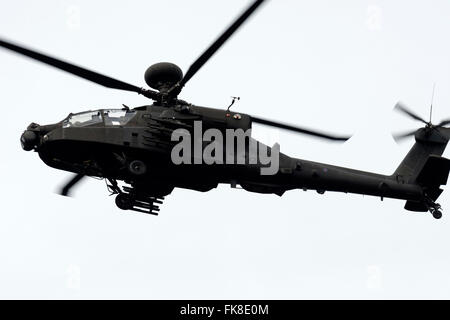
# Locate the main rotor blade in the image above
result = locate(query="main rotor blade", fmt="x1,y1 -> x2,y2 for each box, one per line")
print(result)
394,102 -> 428,125
392,129 -> 417,142
60,173 -> 85,197
0,37 -> 156,97
171,0 -> 266,95
251,116 -> 351,142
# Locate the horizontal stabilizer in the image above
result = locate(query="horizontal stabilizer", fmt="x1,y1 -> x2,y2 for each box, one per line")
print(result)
416,155 -> 450,186
404,156 -> 449,212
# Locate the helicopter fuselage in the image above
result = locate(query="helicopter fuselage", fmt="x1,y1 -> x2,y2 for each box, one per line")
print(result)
5,0 -> 450,218
21,103 -> 437,212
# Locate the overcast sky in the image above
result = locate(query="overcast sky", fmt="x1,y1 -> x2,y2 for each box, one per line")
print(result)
1,0 -> 450,299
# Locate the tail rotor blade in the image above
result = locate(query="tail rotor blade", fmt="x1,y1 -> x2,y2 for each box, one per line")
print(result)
394,102 -> 428,125
251,116 -> 351,142
392,129 -> 417,143
60,173 -> 85,197
438,119 -> 450,127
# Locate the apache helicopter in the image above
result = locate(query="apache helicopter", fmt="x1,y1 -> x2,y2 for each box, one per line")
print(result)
1,0 -> 450,218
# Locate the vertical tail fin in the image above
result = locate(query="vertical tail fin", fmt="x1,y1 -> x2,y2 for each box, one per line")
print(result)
393,128 -> 450,212
394,140 -> 448,183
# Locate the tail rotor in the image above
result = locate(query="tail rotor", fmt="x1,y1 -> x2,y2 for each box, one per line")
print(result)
392,101 -> 450,142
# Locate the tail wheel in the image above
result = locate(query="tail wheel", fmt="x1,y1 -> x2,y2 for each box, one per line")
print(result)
432,210 -> 443,220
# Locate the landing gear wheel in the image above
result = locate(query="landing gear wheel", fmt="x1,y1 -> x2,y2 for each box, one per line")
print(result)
115,193 -> 133,210
425,197 -> 443,220
128,160 -> 147,176
432,210 -> 443,220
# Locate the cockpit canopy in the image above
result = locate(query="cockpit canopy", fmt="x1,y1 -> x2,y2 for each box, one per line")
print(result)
63,109 -> 137,128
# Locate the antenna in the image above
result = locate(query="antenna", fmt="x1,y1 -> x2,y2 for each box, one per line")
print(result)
429,83 -> 436,123
227,96 -> 240,111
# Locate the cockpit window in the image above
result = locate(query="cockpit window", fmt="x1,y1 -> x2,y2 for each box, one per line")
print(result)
63,111 -> 102,128
103,109 -> 136,126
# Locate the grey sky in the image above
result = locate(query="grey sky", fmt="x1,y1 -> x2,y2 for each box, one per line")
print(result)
0,0 -> 449,299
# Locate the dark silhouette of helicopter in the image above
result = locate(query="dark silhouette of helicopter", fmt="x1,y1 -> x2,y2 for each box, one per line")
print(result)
1,0 -> 449,218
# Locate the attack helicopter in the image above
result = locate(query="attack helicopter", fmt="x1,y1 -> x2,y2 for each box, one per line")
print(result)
1,0 -> 449,218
